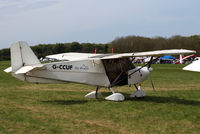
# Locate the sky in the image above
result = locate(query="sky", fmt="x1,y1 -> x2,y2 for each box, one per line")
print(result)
0,0 -> 200,49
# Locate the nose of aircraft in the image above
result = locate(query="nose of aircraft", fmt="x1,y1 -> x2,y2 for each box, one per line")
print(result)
139,67 -> 150,81
128,66 -> 153,85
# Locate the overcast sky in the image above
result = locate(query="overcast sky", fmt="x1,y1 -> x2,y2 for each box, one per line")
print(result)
0,0 -> 200,49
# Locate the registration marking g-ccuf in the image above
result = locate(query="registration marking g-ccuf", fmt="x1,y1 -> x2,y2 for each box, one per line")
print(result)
52,64 -> 73,70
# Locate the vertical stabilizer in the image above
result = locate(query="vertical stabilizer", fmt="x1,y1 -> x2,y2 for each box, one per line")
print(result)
11,41 -> 41,72
179,54 -> 183,64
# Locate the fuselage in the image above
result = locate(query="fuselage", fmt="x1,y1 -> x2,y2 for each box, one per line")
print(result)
24,58 -> 151,87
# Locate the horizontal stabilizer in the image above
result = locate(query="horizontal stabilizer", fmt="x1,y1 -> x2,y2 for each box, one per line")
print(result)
15,64 -> 43,74
4,67 -> 12,73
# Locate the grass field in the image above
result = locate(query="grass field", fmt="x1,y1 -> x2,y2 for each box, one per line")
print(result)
0,61 -> 200,134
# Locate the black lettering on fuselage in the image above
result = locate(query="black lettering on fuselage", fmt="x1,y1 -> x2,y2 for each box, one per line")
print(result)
59,65 -> 63,69
52,64 -> 57,69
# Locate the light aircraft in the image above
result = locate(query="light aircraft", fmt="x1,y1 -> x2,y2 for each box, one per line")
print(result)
183,57 -> 200,72
4,41 -> 196,101
176,54 -> 196,64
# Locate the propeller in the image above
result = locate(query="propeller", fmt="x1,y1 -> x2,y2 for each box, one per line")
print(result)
148,56 -> 153,69
148,56 -> 155,91
128,56 -> 154,77
149,73 -> 155,91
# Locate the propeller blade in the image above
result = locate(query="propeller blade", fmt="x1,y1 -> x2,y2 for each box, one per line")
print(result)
128,63 -> 148,77
149,73 -> 155,91
128,57 -> 153,77
148,56 -> 153,69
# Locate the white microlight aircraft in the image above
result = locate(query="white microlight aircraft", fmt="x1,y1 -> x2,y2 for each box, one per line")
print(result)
4,41 -> 196,101
183,57 -> 200,72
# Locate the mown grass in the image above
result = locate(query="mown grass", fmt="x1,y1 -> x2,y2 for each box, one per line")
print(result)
0,61 -> 200,134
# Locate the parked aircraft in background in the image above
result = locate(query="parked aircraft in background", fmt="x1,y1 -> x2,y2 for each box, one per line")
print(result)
4,42 -> 196,101
132,56 -> 158,64
183,57 -> 200,72
176,54 -> 197,64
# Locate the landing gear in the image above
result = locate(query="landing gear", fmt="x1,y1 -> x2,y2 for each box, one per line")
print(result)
105,87 -> 125,101
85,84 -> 145,101
85,87 -> 125,101
130,84 -> 146,98
85,86 -> 102,99
95,87 -> 99,99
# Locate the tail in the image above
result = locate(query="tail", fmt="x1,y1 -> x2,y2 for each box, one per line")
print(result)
4,41 -> 66,84
4,41 -> 42,81
10,41 -> 41,72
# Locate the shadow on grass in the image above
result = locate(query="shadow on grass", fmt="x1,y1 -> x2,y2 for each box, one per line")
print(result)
42,99 -> 104,105
41,92 -> 200,106
42,100 -> 89,105
126,95 -> 200,106
103,92 -> 200,106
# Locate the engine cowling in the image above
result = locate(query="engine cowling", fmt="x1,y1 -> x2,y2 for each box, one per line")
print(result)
128,66 -> 150,85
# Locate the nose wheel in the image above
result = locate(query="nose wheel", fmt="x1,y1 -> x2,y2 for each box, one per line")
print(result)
130,84 -> 146,98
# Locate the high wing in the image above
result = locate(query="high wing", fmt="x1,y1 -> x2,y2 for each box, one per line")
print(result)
46,49 -> 196,61
183,58 -> 200,72
46,52 -> 101,61
99,49 -> 196,59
